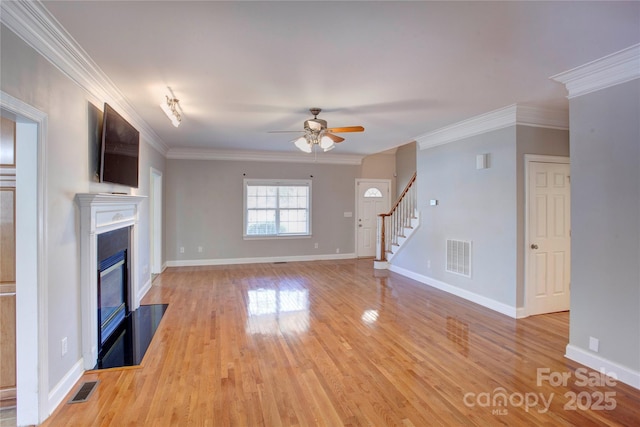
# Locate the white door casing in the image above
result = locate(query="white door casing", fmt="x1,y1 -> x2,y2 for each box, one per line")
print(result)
356,180 -> 390,257
2,90 -> 48,425
150,168 -> 162,274
525,157 -> 571,316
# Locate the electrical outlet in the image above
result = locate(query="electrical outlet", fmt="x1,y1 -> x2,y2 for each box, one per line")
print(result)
143,265 -> 148,274
61,337 -> 68,356
427,260 -> 431,269
198,246 -> 203,253
314,243 -> 318,249
336,248 -> 340,254
589,336 -> 599,352
179,246 -> 185,254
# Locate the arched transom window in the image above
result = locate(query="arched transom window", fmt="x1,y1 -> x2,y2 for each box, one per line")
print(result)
364,188 -> 383,198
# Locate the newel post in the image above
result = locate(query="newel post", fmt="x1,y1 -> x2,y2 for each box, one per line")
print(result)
376,214 -> 386,262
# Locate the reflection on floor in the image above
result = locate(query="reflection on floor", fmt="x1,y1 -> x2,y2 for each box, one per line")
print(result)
0,408 -> 16,427
95,304 -> 168,370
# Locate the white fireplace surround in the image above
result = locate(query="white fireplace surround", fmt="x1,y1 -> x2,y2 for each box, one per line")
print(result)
75,193 -> 146,370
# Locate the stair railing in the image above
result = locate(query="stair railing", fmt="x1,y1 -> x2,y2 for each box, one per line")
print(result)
376,172 -> 417,262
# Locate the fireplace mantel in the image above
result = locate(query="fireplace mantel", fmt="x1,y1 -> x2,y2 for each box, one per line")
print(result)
75,193 -> 146,369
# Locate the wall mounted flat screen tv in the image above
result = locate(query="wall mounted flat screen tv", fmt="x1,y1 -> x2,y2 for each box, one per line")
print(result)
100,103 -> 140,188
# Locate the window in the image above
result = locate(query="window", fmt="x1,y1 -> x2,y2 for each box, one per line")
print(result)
244,179 -> 311,237
364,187 -> 383,198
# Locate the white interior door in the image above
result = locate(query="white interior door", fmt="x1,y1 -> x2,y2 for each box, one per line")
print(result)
526,160 -> 571,316
356,180 -> 390,257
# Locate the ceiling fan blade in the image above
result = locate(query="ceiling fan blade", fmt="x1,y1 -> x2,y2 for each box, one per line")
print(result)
327,126 -> 364,133
324,133 -> 345,143
267,130 -> 304,133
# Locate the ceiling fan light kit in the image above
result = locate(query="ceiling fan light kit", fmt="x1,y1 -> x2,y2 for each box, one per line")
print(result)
294,136 -> 313,153
273,108 -> 365,154
319,135 -> 335,150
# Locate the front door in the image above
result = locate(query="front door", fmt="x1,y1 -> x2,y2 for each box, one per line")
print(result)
356,180 -> 390,258
526,159 -> 571,316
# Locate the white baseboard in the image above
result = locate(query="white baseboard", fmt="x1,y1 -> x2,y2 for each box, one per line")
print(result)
389,265 -> 518,318
161,262 -> 167,273
515,307 -> 528,318
137,277 -> 152,303
166,252 -> 357,267
47,358 -> 84,416
373,260 -> 389,270
565,344 -> 640,390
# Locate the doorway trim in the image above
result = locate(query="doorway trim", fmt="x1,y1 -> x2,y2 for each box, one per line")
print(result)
524,154 -> 570,317
1,91 -> 48,424
354,179 -> 391,258
150,167 -> 163,274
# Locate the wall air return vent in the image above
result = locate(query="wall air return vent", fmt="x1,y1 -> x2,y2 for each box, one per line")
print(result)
446,239 -> 471,278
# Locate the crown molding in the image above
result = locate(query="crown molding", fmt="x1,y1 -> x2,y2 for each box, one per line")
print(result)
166,148 -> 364,165
0,0 -> 169,155
550,44 -> 640,99
417,104 -> 568,150
516,105 -> 569,130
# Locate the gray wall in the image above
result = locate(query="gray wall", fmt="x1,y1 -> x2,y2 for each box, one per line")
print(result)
393,125 -> 569,309
360,151 -> 396,200
395,141 -> 417,196
165,159 -> 359,261
393,127 -> 518,306
568,79 -> 640,372
1,25 -> 165,393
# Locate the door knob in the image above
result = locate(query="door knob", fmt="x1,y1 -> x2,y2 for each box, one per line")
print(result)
530,244 -> 539,249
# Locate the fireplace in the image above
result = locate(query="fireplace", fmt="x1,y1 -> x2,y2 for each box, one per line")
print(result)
97,227 -> 130,351
76,193 -> 146,370
99,252 -> 126,344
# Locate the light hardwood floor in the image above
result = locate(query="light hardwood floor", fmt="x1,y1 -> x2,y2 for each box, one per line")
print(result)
43,259 -> 640,426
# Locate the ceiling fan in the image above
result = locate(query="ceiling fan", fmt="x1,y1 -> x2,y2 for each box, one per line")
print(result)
269,108 -> 364,153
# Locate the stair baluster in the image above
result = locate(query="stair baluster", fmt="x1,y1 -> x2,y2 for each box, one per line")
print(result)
376,172 -> 417,263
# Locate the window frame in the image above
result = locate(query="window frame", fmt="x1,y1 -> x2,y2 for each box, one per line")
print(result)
243,179 -> 312,239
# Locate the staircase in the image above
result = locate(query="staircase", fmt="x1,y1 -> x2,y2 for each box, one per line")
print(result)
374,172 -> 419,269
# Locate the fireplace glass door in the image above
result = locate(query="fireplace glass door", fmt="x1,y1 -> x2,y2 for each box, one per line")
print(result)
98,250 -> 127,346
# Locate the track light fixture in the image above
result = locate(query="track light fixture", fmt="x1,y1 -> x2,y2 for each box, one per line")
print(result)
160,94 -> 182,127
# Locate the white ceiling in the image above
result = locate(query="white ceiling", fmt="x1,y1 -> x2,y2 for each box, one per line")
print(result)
41,1 -> 640,156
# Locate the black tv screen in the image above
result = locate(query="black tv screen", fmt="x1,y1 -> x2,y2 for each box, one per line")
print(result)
100,103 -> 140,188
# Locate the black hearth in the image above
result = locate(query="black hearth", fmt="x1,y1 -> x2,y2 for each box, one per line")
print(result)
95,303 -> 168,369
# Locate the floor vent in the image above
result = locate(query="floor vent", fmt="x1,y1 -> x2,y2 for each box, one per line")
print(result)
68,381 -> 99,404
446,239 -> 471,278
272,261 -> 287,264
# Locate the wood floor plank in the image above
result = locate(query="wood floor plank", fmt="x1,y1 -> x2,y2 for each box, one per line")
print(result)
41,259 -> 640,426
